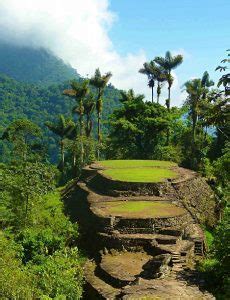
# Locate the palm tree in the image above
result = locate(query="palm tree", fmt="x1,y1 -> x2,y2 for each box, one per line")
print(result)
83,94 -> 95,137
152,64 -> 167,104
90,68 -> 112,159
63,80 -> 89,136
120,89 -> 145,103
139,62 -> 155,103
64,80 -> 90,165
46,115 -> 76,170
183,79 -> 205,144
201,71 -> 214,98
139,61 -> 167,103
154,51 -> 183,110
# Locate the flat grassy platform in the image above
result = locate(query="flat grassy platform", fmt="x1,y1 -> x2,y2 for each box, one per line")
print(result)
102,167 -> 177,183
99,160 -> 176,169
98,201 -> 185,218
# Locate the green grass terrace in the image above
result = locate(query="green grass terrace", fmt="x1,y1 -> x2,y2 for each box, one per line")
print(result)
96,160 -> 178,183
98,160 -> 177,169
96,201 -> 186,218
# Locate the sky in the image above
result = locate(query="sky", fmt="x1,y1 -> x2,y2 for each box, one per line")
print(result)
0,0 -> 229,106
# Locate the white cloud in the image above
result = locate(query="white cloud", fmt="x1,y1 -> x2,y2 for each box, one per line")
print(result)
0,0 -> 184,105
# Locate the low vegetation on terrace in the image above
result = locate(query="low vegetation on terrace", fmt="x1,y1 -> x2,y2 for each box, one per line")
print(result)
98,160 -> 177,169
102,166 -> 178,183
97,201 -> 185,218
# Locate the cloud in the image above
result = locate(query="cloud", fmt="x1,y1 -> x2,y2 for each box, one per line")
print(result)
0,0 -> 147,93
0,0 -> 184,105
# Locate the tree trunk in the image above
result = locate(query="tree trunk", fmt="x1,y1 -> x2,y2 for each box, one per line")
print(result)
192,118 -> 196,145
157,82 -> 160,104
86,114 -> 90,137
167,85 -> 171,111
151,86 -> 154,103
79,114 -> 83,137
97,110 -> 101,160
61,141 -> 65,170
25,194 -> 29,226
73,152 -> 76,167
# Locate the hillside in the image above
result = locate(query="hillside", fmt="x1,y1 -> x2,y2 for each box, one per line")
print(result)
0,42 -> 79,85
0,72 -> 121,162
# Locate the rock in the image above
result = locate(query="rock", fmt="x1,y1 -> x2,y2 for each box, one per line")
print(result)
141,254 -> 172,279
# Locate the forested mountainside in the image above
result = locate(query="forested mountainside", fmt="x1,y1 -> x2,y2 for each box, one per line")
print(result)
0,43 -> 79,85
0,72 -> 121,162
0,41 -> 229,299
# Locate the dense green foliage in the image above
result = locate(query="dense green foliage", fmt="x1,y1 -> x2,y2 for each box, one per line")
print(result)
0,44 -> 229,298
0,43 -> 79,85
0,172 -> 83,299
199,209 -> 230,299
0,192 -> 82,300
0,72 -> 121,163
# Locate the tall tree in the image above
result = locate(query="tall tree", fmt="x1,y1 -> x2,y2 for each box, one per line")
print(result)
46,115 -> 76,170
183,79 -> 206,144
63,80 -> 90,165
63,80 -> 90,136
90,68 -> 112,159
83,94 -> 95,137
215,49 -> 230,96
139,61 -> 166,103
108,89 -> 170,159
154,51 -> 183,110
1,119 -> 42,162
201,71 -> 215,98
139,62 -> 155,103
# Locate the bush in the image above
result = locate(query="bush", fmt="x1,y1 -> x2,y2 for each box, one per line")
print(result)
28,248 -> 83,299
0,190 -> 84,299
153,145 -> 183,164
0,232 -> 38,299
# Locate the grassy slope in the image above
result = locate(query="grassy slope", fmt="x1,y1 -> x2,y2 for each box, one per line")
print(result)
102,167 -> 177,182
99,160 -> 177,169
102,201 -> 185,218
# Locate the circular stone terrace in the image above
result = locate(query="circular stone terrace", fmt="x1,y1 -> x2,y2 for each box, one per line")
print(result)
85,160 -> 190,220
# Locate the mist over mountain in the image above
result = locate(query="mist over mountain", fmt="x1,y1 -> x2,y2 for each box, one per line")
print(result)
0,42 -> 79,85
0,42 -> 121,162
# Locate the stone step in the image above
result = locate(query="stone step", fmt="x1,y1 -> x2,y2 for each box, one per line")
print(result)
98,232 -> 179,250
96,252 -> 152,289
159,227 -> 183,237
116,227 -> 155,234
84,260 -> 121,299
150,240 -> 194,256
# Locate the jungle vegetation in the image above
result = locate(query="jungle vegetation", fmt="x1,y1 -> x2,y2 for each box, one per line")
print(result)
0,46 -> 229,298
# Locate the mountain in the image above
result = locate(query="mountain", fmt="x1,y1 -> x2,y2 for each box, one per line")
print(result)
0,43 -> 122,162
0,75 -> 121,163
0,42 -> 79,85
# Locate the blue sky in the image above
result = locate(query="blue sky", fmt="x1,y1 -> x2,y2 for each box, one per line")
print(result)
109,0 -> 229,92
1,0 -> 229,105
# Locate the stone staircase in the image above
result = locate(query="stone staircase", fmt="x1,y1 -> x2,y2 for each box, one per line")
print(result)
194,240 -> 205,256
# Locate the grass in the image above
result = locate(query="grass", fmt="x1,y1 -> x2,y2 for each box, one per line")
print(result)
205,230 -> 214,248
102,167 -> 177,182
100,201 -> 185,218
98,160 -> 177,169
